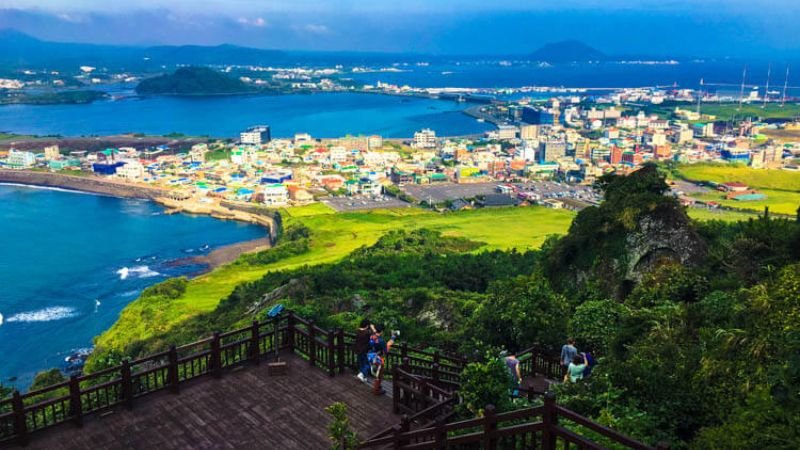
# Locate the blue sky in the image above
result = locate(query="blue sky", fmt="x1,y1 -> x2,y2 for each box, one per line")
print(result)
0,0 -> 799,56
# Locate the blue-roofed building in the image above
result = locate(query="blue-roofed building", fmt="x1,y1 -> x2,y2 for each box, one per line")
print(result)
721,148 -> 750,162
92,162 -> 126,175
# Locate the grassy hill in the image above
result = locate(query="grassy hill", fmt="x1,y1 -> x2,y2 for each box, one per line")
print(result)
135,67 -> 255,95
91,205 -> 575,356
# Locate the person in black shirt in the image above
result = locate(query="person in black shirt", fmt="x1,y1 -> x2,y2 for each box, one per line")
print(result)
354,319 -> 371,383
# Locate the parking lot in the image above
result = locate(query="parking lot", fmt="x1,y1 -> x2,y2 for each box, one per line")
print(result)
323,195 -> 413,212
402,181 -> 601,204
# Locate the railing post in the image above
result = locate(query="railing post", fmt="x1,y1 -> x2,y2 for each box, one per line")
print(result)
392,366 -> 401,414
12,391 -> 28,447
434,416 -> 447,449
210,332 -> 222,379
483,404 -> 498,450
401,341 -> 409,360
432,363 -> 440,388
168,345 -> 180,394
286,313 -> 295,354
250,320 -> 261,365
336,328 -> 346,374
542,391 -> 557,450
69,375 -> 83,428
397,415 -> 410,448
121,359 -> 134,410
308,320 -> 317,368
327,329 -> 336,377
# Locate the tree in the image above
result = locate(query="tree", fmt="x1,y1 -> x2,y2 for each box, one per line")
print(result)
459,357 -> 513,415
325,402 -> 359,450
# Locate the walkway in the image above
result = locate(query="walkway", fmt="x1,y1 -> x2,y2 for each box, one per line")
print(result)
19,355 -> 397,449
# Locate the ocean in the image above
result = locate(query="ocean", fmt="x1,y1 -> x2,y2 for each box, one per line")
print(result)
0,184 -> 265,389
0,92 -> 492,139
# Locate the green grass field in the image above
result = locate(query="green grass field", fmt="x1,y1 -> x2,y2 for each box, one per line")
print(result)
93,205 -> 576,353
639,102 -> 800,122
676,163 -> 800,215
687,208 -> 762,222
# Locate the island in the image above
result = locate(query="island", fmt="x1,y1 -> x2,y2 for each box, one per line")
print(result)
530,40 -> 608,62
0,89 -> 108,105
135,66 -> 258,96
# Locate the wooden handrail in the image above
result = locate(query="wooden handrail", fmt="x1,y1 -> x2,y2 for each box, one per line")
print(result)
0,310 -> 652,450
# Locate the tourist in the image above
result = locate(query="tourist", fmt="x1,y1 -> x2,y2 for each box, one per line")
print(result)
582,350 -> 597,379
504,350 -> 522,396
560,338 -> 578,372
368,325 -> 398,395
564,353 -> 589,383
354,319 -> 372,383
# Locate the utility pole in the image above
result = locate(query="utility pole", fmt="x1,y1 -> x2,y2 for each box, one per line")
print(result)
738,65 -> 747,111
762,64 -> 771,109
781,65 -> 791,108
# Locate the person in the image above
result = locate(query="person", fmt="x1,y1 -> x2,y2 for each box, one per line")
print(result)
368,324 -> 397,395
582,351 -> 596,379
354,319 -> 371,383
560,338 -> 577,372
505,350 -> 522,397
565,353 -> 588,383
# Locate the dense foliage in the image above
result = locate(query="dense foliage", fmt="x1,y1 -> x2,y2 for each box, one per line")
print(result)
73,164 -> 800,449
136,67 -> 255,95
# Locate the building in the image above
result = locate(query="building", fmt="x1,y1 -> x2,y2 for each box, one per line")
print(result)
496,125 -> 518,140
189,144 -> 209,162
522,107 -> 555,125
538,140 -> 567,163
520,125 -> 540,140
240,126 -> 271,146
6,150 -> 36,169
610,146 -> 623,165
44,145 -> 61,161
117,160 -> 145,181
412,129 -> 437,149
259,184 -> 289,206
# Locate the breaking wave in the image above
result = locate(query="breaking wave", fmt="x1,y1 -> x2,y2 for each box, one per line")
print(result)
5,306 -> 78,323
117,265 -> 160,280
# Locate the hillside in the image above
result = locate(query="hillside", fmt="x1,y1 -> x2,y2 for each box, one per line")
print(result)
530,40 -> 607,62
135,67 -> 255,95
80,167 -> 800,449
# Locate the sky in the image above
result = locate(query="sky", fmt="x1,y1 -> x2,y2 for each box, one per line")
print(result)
0,0 -> 799,57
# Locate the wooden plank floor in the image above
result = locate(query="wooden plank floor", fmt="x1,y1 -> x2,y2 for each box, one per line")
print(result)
20,355 -> 398,449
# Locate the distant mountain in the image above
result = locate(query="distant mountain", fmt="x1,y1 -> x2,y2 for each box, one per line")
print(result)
0,29 -> 286,71
530,40 -> 607,62
135,67 -> 255,95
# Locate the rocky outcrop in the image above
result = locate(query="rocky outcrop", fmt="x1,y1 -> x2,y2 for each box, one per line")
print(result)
624,213 -> 706,284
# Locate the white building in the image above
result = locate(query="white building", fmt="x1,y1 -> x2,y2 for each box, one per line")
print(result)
412,129 -> 437,149
240,125 -> 271,146
6,150 -> 36,169
260,184 -> 289,206
496,125 -> 518,140
117,160 -> 145,181
190,144 -> 209,162
44,145 -> 61,161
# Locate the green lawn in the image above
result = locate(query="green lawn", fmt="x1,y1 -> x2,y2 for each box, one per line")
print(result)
677,164 -> 800,191
676,163 -> 800,215
687,208 -> 762,222
93,206 -> 575,353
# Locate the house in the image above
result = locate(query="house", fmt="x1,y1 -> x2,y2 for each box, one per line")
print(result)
721,182 -> 749,193
477,194 -> 518,208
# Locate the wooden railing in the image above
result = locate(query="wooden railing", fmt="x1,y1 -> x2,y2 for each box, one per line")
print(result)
0,312 -> 475,446
360,392 -> 665,450
1,310 -> 628,449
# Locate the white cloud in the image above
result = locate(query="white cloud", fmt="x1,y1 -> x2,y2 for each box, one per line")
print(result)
237,16 -> 267,27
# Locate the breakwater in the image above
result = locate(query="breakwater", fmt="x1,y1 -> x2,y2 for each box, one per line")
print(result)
0,170 -> 168,199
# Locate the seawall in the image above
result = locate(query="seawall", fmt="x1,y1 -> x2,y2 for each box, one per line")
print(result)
0,169 -> 168,199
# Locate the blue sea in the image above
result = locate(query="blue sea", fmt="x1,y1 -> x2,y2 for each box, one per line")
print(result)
0,184 -> 265,389
0,92 -> 492,139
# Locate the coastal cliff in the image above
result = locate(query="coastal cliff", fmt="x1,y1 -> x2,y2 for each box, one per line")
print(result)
0,169 -> 167,199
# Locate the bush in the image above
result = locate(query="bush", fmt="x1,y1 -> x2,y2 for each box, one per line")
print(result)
458,356 -> 513,415
325,402 -> 359,450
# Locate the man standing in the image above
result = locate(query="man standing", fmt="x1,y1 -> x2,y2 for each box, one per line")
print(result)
560,338 -> 577,373
504,350 -> 522,396
354,319 -> 371,383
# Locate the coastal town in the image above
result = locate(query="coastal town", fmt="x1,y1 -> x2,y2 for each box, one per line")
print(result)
3,87 -> 800,215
